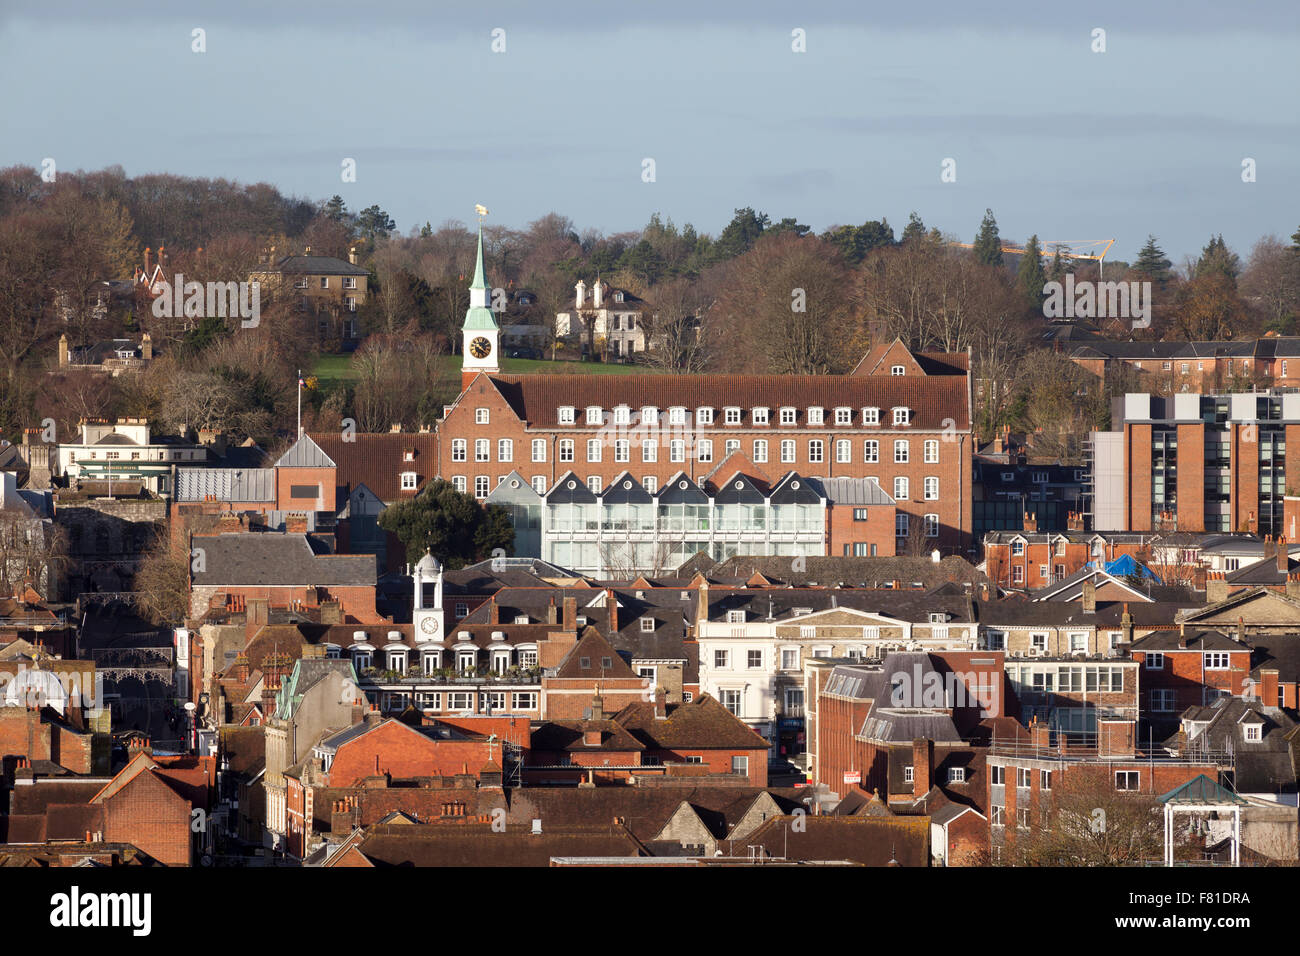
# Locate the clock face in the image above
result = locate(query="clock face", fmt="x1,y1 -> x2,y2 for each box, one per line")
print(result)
419,616 -> 439,635
469,336 -> 493,359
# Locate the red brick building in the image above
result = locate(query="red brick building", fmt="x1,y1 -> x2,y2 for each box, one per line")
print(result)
1128,626 -> 1254,722
983,529 -> 1150,591
444,237 -> 973,563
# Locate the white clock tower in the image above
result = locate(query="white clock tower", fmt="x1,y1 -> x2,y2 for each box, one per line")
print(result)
461,214 -> 500,391
413,551 -> 444,643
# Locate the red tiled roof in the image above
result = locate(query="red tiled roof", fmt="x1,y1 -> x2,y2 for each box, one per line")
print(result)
488,373 -> 970,430
310,432 -> 438,503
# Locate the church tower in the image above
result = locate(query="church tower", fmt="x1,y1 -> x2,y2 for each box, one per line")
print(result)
461,222 -> 500,391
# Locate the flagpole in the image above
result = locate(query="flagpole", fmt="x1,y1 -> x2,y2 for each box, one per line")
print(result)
297,369 -> 302,438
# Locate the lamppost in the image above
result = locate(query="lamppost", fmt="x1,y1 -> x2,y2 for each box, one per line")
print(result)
184,700 -> 196,753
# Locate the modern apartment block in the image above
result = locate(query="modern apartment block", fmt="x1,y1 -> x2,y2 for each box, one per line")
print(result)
1091,392 -> 1300,535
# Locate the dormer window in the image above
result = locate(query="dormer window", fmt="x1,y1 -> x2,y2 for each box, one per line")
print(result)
586,406 -> 604,425
1244,724 -> 1262,742
640,617 -> 655,632
558,406 -> 575,424
780,407 -> 797,426
403,449 -> 416,462
834,407 -> 852,425
724,407 -> 742,425
892,407 -> 911,426
807,407 -> 824,426
863,407 -> 880,425
641,407 -> 659,425
400,472 -> 417,490
752,407 -> 769,425
669,406 -> 687,425
614,291 -> 625,303
614,405 -> 631,425
891,365 -> 905,376
697,407 -> 714,426
727,610 -> 745,623
1011,540 -> 1026,555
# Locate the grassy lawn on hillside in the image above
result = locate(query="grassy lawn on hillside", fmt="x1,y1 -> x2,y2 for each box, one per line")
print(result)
310,353 -> 645,385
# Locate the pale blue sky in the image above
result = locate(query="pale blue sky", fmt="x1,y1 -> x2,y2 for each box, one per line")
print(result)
2,0 -> 1297,261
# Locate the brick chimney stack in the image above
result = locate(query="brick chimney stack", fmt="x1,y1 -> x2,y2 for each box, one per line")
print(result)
1022,511 -> 1037,533
1279,536 -> 1289,574
912,738 -> 932,798
606,589 -> 618,632
1081,578 -> 1096,614
562,597 -> 577,631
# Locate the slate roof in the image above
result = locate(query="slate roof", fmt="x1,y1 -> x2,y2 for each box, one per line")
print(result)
1128,628 -> 1249,653
1169,696 -> 1299,796
725,814 -> 929,865
1069,340 -> 1259,361
190,534 -> 375,587
1226,555 -> 1300,586
703,587 -> 975,625
350,822 -> 646,866
269,254 -> 369,276
708,554 -> 986,589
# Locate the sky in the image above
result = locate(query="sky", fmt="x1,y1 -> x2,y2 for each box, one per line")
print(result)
2,0 -> 1298,263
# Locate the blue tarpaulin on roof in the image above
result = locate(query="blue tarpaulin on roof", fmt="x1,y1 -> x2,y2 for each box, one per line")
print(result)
1086,553 -> 1160,583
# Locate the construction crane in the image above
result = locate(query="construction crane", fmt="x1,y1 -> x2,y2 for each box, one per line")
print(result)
951,238 -> 1117,277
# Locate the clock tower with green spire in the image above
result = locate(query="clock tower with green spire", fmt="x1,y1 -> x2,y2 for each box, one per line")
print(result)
462,219 -> 500,391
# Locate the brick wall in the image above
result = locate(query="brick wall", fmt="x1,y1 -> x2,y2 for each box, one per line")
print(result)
103,770 -> 193,866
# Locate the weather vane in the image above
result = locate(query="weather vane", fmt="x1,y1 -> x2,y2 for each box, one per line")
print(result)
475,204 -> 489,224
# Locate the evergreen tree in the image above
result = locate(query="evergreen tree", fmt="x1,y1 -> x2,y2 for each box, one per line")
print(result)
1291,224 -> 1300,253
377,478 -> 515,570
1016,235 -> 1046,309
1131,235 -> 1173,282
420,221 -> 433,238
357,205 -> 396,241
901,211 -> 927,245
324,195 -> 348,222
824,219 -> 895,263
973,208 -> 1003,266
1047,246 -> 1067,283
1194,234 -> 1240,282
710,207 -> 770,262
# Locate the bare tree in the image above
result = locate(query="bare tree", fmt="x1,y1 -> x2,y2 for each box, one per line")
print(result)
709,232 -> 855,374
998,765 -> 1171,866
638,276 -> 715,373
0,513 -> 68,600
133,533 -> 190,625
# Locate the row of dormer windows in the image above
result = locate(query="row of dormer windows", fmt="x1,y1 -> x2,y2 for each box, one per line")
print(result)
451,437 -> 942,467
549,406 -> 913,427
